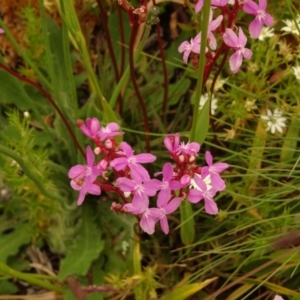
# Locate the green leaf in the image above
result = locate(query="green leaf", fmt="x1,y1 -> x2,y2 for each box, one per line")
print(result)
194,96 -> 210,145
0,280 -> 18,295
0,69 -> 33,110
180,200 -> 195,245
0,223 -> 31,263
58,205 -> 104,280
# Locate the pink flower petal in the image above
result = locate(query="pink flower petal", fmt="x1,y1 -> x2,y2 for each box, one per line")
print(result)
243,0 -> 258,15
238,27 -> 247,47
229,51 -> 243,73
68,165 -> 86,179
86,146 -> 94,166
160,216 -> 169,234
258,0 -> 267,10
264,13 -> 274,26
110,157 -> 128,171
204,198 -> 218,215
164,197 -> 182,214
243,48 -> 252,60
120,142 -> 133,157
195,0 -> 204,13
188,190 -> 203,203
135,153 -> 156,163
223,28 -> 239,48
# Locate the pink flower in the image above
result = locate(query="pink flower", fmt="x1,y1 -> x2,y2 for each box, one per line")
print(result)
116,175 -> 161,212
79,118 -> 100,139
176,141 -> 200,156
164,134 -> 180,153
110,142 -> 156,181
188,174 -> 218,215
97,122 -> 124,141
201,151 -> 228,191
195,0 -> 229,13
243,0 -> 274,39
178,33 -> 203,63
68,146 -> 103,205
0,28 -> 4,34
157,163 -> 182,200
223,27 -> 252,73
124,201 -> 163,235
157,195 -> 182,234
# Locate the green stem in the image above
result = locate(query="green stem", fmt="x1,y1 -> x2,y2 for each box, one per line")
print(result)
189,0 -> 211,142
109,24 -> 152,108
61,0 -> 118,124
0,261 -> 64,293
0,144 -> 65,203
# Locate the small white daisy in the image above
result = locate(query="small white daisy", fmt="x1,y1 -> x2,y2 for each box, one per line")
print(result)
281,17 -> 300,35
292,65 -> 300,81
258,27 -> 275,41
261,108 -> 287,134
199,94 -> 218,115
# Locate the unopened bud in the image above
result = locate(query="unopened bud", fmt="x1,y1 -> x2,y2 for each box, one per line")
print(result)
94,147 -> 101,155
76,119 -> 84,127
98,159 -> 108,171
105,139 -> 113,149
189,156 -> 195,163
179,155 -> 185,163
180,174 -> 191,187
24,111 -> 30,119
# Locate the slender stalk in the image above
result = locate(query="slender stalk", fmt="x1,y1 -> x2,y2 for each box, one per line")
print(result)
0,261 -> 64,293
96,0 -> 120,81
129,25 -> 150,152
109,24 -> 151,108
189,0 -> 211,142
117,5 -> 125,114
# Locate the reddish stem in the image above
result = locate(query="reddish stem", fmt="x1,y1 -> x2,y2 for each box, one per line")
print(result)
96,0 -> 123,113
128,25 -> 150,152
0,62 -> 85,158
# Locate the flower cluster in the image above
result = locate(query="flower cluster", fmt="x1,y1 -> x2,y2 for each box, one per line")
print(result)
68,118 -> 228,235
178,0 -> 274,73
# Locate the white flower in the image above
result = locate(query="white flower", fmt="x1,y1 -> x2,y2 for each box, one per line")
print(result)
245,99 -> 257,112
190,174 -> 212,191
292,65 -> 300,80
258,27 -> 275,41
281,16 -> 300,35
261,108 -> 287,134
199,94 -> 218,115
274,296 -> 284,300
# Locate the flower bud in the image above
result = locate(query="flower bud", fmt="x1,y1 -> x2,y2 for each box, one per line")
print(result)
180,174 -> 191,187
105,139 -> 113,149
189,155 -> 195,163
179,155 -> 185,163
94,147 -> 101,155
76,119 -> 84,127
